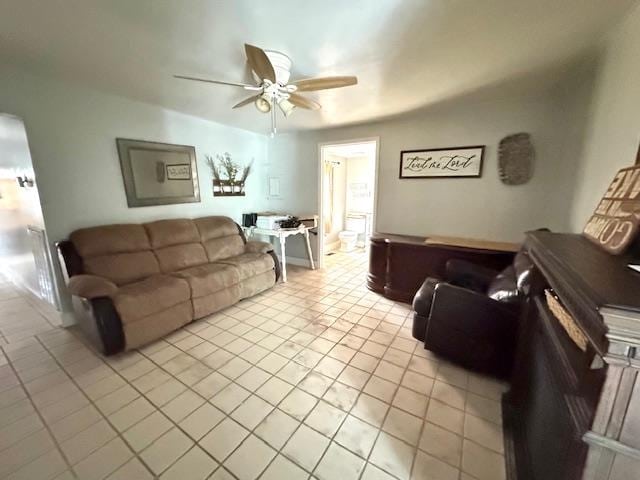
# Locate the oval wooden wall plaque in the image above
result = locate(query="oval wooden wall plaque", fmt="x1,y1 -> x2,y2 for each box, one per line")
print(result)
498,133 -> 534,185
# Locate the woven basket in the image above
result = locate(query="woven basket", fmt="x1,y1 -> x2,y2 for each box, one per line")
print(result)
544,289 -> 588,352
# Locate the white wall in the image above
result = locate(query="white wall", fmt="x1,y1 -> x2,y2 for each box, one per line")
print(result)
569,5 -> 640,230
266,75 -> 595,258
0,66 -> 268,245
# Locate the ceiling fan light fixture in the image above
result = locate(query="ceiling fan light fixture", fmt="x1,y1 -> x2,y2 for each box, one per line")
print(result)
255,96 -> 271,113
278,99 -> 295,117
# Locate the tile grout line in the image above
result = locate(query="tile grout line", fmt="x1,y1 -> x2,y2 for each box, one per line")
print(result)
141,288 -> 385,478
1,255 -> 505,480
136,267 -> 408,478
228,267 -> 435,479
32,334 -> 157,479
2,340 -> 78,478
201,283 -> 415,479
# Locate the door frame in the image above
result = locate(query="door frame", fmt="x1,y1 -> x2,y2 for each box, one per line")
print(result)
317,137 -> 380,269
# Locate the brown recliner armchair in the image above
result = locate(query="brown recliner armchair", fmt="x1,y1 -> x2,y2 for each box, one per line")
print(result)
412,249 -> 533,378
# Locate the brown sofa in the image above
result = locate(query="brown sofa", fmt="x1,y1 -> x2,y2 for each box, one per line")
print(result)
57,216 -> 280,354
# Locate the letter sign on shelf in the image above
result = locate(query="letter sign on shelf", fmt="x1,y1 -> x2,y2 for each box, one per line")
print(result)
583,164 -> 640,254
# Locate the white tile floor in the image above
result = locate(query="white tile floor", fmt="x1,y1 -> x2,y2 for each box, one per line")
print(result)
0,250 -> 508,480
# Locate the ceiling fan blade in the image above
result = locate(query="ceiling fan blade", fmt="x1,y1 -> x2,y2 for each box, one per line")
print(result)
288,93 -> 321,110
244,44 -> 276,83
232,95 -> 261,109
292,76 -> 358,92
173,75 -> 254,88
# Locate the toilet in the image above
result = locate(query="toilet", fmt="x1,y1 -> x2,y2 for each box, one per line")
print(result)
339,214 -> 367,252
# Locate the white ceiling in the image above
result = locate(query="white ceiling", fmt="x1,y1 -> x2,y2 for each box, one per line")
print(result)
0,0 -> 635,135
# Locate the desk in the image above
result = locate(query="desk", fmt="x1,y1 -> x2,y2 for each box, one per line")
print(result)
368,232 -> 515,303
244,226 -> 315,282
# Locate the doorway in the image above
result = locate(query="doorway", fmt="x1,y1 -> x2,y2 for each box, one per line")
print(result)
0,113 -> 59,308
318,138 -> 378,269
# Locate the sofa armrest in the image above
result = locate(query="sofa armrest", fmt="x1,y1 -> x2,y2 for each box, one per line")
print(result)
430,283 -> 518,335
412,277 -> 441,314
445,259 -> 499,292
427,282 -> 519,377
245,241 -> 273,254
67,275 -> 118,299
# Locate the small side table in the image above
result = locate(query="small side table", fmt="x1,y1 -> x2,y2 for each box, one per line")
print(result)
243,226 -> 315,282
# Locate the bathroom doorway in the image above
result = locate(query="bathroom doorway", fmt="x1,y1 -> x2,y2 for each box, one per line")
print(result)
318,138 -> 378,269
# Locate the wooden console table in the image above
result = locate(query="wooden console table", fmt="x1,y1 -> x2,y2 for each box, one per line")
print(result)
243,226 -> 315,282
367,232 -> 517,303
504,231 -> 640,480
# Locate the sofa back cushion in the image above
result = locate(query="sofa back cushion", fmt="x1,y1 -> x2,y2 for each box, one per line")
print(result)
71,224 -> 151,257
70,225 -> 160,285
195,216 -> 245,261
84,252 -> 161,286
154,243 -> 208,273
68,216 -> 245,283
145,219 -> 200,248
145,219 -> 208,272
486,267 -> 519,303
486,249 -> 533,303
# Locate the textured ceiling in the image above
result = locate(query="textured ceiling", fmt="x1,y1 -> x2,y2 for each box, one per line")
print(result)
0,0 -> 635,134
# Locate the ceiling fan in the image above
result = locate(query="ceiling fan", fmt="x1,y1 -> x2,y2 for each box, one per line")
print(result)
175,44 -> 358,136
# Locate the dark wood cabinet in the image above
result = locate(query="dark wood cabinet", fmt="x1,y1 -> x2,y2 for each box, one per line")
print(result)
367,233 -> 515,303
505,231 -> 640,480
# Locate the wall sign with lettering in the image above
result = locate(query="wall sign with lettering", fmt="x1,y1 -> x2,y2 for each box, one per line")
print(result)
399,146 -> 484,179
583,165 -> 640,254
166,163 -> 192,180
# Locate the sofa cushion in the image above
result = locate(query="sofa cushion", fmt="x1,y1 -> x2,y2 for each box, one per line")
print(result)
194,216 -> 240,241
173,263 -> 240,298
192,285 -> 241,319
215,252 -> 275,281
145,219 -> 200,249
70,224 -> 160,285
486,266 -> 520,303
202,235 -> 245,262
513,250 -> 534,291
239,270 -> 276,299
84,251 -> 160,286
154,243 -> 208,273
71,224 -> 151,257
194,216 -> 245,261
123,302 -> 193,350
112,275 -> 191,323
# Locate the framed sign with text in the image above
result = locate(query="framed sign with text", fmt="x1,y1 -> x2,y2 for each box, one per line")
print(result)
399,145 -> 484,179
166,163 -> 192,180
116,138 -> 200,207
583,164 -> 640,254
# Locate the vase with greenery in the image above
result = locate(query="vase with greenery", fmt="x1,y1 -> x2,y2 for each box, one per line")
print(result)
206,153 -> 253,196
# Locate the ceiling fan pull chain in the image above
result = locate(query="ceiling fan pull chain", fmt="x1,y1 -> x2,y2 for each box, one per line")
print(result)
271,101 -> 277,137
